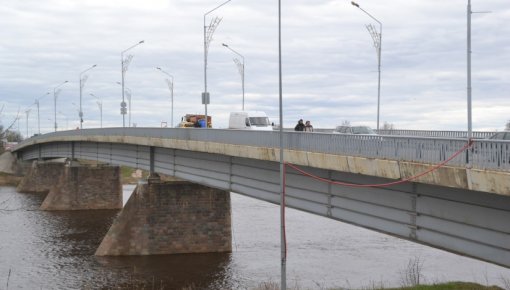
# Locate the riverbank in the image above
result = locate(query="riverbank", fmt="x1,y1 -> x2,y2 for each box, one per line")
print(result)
0,172 -> 22,186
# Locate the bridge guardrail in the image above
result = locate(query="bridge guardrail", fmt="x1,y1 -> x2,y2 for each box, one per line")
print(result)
374,129 -> 497,139
14,128 -> 510,171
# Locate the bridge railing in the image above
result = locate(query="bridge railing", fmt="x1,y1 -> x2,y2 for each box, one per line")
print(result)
374,129 -> 497,139
16,128 -> 510,171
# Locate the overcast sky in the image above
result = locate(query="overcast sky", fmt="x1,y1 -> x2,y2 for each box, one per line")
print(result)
0,0 -> 509,135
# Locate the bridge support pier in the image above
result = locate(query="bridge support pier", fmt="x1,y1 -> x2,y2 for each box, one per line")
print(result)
40,162 -> 122,210
16,160 -> 66,193
17,160 -> 122,210
95,178 -> 231,256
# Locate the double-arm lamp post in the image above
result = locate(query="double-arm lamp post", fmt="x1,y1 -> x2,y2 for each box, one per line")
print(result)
25,109 -> 31,138
222,43 -> 245,111
53,81 -> 68,132
351,1 -> 382,131
79,64 -> 97,129
203,0 -> 232,128
121,40 -> 144,127
156,67 -> 175,127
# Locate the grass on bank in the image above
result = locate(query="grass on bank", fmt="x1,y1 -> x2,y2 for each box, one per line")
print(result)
382,282 -> 504,290
252,281 -> 505,290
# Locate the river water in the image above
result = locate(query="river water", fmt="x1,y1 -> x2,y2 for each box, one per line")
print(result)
0,185 -> 509,289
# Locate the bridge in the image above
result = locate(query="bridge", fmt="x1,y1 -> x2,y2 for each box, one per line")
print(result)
12,128 -> 510,268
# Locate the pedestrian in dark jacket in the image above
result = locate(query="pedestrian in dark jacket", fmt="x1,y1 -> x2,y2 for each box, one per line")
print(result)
294,119 -> 305,131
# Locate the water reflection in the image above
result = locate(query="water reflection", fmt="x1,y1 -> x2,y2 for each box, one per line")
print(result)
94,253 -> 234,290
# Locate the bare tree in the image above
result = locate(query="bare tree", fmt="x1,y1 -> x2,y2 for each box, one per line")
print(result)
341,120 -> 351,126
399,256 -> 424,287
0,105 -> 22,150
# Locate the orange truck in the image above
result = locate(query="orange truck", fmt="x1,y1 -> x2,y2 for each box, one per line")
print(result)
178,114 -> 212,128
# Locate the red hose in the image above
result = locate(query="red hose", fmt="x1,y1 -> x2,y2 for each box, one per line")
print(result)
285,139 -> 474,188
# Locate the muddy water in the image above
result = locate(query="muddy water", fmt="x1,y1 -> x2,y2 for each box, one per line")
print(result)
0,185 -> 509,289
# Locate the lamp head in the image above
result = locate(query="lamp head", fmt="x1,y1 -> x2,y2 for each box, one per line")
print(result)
92,64 -> 97,67
351,1 -> 359,7
222,43 -> 228,47
156,67 -> 162,70
139,40 -> 145,44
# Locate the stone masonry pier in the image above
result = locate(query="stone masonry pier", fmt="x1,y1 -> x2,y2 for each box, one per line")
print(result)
17,160 -> 122,210
95,179 -> 231,256
17,161 -> 65,193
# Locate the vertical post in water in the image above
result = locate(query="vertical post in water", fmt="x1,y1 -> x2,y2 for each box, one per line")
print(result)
467,0 -> 472,141
278,0 -> 286,289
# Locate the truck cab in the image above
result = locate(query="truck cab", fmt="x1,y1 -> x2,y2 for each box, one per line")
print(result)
228,111 -> 273,131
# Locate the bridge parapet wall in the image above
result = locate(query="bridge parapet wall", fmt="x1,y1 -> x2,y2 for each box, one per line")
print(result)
95,180 -> 231,256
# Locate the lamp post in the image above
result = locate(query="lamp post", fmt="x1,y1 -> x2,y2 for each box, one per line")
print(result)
222,43 -> 245,111
25,109 -> 31,138
156,67 -> 175,127
79,64 -> 97,129
121,40 -> 144,127
35,92 -> 49,135
203,0 -> 232,128
351,1 -> 382,131
116,82 -> 132,127
90,93 -> 103,128
53,80 -> 68,132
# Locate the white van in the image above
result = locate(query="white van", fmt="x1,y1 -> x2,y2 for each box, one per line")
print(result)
228,111 -> 273,131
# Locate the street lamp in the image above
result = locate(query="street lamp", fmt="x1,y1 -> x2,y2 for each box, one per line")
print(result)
25,109 -> 31,138
351,1 -> 382,131
35,92 -> 49,135
156,67 -> 175,127
222,43 -> 245,111
79,64 -> 97,129
121,40 -> 144,127
116,81 -> 133,127
90,93 -> 103,128
53,80 -> 68,132
203,0 -> 232,128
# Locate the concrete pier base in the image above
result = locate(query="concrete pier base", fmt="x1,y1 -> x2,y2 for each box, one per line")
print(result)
95,179 -> 231,256
40,164 -> 122,211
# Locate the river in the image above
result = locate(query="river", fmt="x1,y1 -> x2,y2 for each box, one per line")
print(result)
0,185 -> 509,289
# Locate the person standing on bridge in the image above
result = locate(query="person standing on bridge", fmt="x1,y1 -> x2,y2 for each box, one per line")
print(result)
304,120 -> 314,132
295,119 -> 305,131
